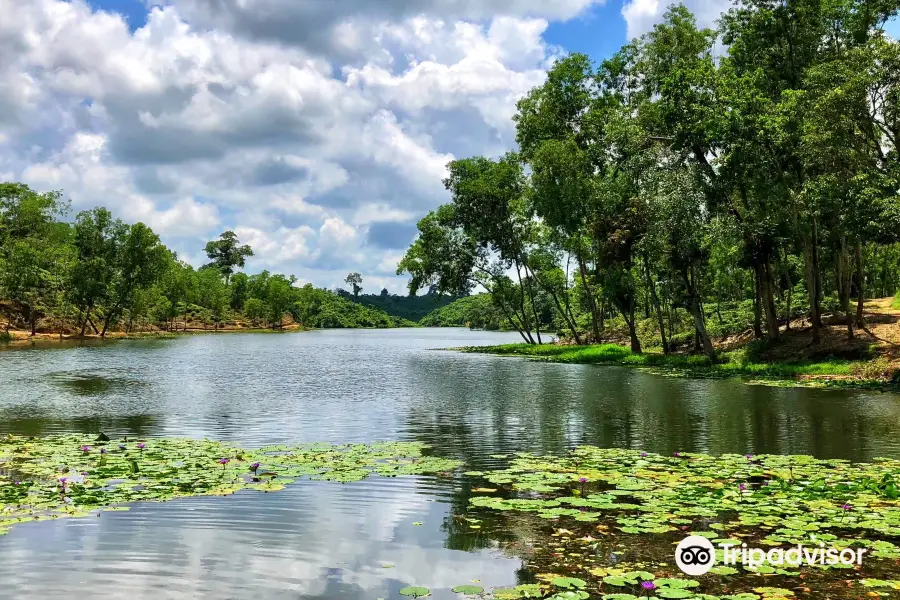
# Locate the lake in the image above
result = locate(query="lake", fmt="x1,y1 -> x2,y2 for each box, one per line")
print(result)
1,328 -> 899,599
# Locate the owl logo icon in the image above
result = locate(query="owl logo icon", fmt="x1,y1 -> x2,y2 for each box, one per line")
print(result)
675,535 -> 716,575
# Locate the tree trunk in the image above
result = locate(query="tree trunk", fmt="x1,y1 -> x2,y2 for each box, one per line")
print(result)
532,266 -> 581,344
782,248 -> 793,331
101,308 -> 117,338
621,307 -> 642,354
494,295 -> 533,344
855,240 -> 865,329
755,261 -> 780,340
667,302 -> 674,346
753,271 -> 763,339
685,266 -> 716,361
689,296 -> 717,361
30,307 -> 36,337
837,235 -> 854,340
80,309 -> 91,336
577,256 -> 602,344
519,263 -> 543,345
598,296 -> 605,333
511,265 -> 536,344
644,257 -> 668,354
802,221 -> 824,343
785,285 -> 792,331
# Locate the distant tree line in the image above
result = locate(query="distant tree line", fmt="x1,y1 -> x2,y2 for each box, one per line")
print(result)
398,0 -> 900,357
336,274 -> 461,322
0,183 -> 411,337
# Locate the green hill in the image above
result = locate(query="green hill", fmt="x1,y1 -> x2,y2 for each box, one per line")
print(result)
418,294 -> 506,330
293,286 -> 416,328
338,287 -> 459,322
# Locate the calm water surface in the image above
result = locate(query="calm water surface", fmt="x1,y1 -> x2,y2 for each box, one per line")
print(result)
1,328 -> 899,599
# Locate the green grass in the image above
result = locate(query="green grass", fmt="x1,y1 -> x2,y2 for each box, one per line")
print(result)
459,343 -> 895,389
893,292 -> 900,310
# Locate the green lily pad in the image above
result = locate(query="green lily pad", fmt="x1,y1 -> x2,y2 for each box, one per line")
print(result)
451,585 -> 484,594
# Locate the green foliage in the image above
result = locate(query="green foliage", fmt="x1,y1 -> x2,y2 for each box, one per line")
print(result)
0,434 -> 460,536
291,284 -> 415,329
338,286 -> 458,322
203,231 -> 253,283
344,272 -> 363,297
243,297 -> 267,326
395,0 -> 900,351
464,342 -> 900,389
419,294 -> 507,330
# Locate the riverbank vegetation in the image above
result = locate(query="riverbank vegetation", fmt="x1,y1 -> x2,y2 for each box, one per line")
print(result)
460,296 -> 900,387
397,0 -> 900,368
0,184 -> 411,340
2,433 -> 899,598
463,339 -> 899,389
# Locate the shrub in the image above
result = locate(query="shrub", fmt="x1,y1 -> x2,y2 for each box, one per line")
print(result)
852,356 -> 898,381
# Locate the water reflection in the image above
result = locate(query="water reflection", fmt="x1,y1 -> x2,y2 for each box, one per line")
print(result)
0,329 -> 899,599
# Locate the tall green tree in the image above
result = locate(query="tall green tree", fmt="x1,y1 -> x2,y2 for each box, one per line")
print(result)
0,183 -> 71,335
100,222 -> 169,336
344,272 -> 363,297
70,208 -> 127,336
204,231 -> 253,284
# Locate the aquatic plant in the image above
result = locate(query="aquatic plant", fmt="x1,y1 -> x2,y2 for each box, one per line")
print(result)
0,434 -> 459,535
461,446 -> 900,599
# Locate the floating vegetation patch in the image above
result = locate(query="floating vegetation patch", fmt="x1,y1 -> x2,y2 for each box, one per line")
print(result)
0,433 -> 459,535
4,436 -> 900,598
458,447 -> 900,599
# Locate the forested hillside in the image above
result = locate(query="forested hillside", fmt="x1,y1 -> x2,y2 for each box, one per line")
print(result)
398,1 -> 900,358
336,281 -> 460,322
418,294 -> 508,330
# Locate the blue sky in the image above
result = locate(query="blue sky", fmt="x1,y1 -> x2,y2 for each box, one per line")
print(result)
83,0 -> 900,63
90,0 -> 630,62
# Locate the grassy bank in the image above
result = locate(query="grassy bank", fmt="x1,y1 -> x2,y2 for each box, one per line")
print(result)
459,342 -> 900,390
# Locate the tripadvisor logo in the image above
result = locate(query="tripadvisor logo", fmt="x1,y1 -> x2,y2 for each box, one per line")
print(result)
675,536 -> 716,575
675,535 -> 868,575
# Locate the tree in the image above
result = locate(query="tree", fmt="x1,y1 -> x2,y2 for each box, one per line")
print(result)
345,272 -> 363,297
230,272 -> 250,311
264,274 -> 295,328
101,222 -> 169,336
204,231 -> 253,284
515,54 -> 605,342
0,183 -> 71,335
69,208 -> 127,336
244,297 -> 267,327
196,267 -> 229,329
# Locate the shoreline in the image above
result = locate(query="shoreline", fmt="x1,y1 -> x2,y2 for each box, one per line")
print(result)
456,342 -> 900,392
0,324 -> 309,347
